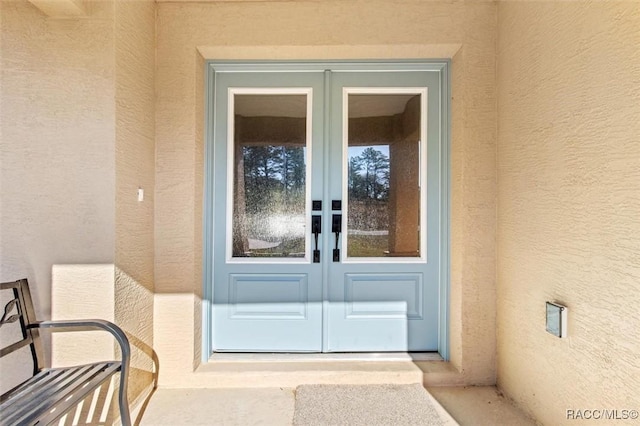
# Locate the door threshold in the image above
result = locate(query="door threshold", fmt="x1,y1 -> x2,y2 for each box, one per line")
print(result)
192,352 -> 462,388
209,352 -> 443,363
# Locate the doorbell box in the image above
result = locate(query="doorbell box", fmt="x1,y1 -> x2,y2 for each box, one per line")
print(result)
546,302 -> 568,338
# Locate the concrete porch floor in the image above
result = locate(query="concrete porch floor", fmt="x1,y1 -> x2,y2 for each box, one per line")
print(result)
138,386 -> 537,426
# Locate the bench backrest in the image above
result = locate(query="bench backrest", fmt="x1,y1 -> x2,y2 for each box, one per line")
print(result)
0,279 -> 45,374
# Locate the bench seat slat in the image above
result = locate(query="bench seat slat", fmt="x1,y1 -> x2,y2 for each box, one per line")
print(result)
2,365 -> 94,415
0,367 -> 66,405
37,363 -> 122,425
0,368 -> 67,406
0,362 -> 121,426
1,365 -> 99,426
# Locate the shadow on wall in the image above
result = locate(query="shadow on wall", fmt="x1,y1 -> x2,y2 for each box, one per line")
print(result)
50,264 -> 159,425
127,334 -> 160,426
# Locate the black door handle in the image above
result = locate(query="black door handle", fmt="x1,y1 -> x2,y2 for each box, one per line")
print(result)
312,215 -> 321,263
332,214 -> 341,233
332,214 -> 341,262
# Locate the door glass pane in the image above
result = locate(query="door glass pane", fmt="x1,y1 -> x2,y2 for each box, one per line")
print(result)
346,93 -> 422,258
231,93 -> 308,258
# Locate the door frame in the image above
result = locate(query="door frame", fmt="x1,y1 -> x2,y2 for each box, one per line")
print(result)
202,60 -> 451,360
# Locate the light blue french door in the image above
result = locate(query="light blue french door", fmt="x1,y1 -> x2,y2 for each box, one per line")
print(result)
326,71 -> 441,351
211,72 -> 325,351
211,65 -> 445,353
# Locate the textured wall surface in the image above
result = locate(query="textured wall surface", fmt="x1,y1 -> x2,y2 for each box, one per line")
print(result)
497,2 -> 640,425
155,0 -> 497,386
0,0 -> 116,391
114,0 -> 156,404
0,0 -> 156,409
0,0 -> 116,317
51,265 -> 116,369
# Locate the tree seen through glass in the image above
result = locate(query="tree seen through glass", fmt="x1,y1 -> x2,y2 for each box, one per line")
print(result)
347,146 -> 391,257
234,144 -> 392,258
234,145 -> 307,257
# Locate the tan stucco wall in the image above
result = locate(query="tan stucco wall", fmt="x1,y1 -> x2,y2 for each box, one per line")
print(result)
0,0 -> 116,393
155,0 -> 497,386
497,2 -> 640,425
114,0 -> 157,403
0,0 -> 156,407
0,0 -> 116,322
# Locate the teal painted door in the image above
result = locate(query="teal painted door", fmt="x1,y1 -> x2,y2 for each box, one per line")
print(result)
211,72 -> 325,351
211,68 -> 443,352
326,71 -> 442,351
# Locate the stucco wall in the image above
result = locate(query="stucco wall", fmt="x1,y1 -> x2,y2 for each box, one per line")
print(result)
0,0 -> 116,322
497,2 -> 640,424
0,0 -> 116,392
155,0 -> 497,386
0,0 -> 156,407
114,0 -> 157,404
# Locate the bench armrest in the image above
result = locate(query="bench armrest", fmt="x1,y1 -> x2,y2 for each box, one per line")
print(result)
26,320 -> 132,425
28,320 -> 131,366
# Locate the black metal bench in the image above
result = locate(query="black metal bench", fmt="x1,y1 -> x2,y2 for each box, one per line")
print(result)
0,279 -> 131,425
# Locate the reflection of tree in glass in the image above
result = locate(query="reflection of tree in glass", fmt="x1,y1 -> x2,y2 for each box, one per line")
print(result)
280,146 -> 306,199
239,145 -> 307,256
348,146 -> 390,236
243,145 -> 306,215
348,147 -> 390,201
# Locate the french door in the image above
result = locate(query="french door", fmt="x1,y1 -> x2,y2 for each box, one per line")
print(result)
209,63 -> 447,353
